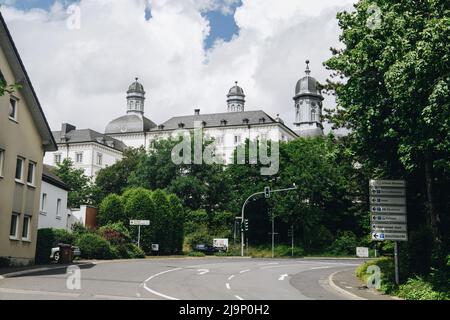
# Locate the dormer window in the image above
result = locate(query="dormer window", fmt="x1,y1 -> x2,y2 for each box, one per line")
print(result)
220,120 -> 228,126
178,123 -> 185,129
158,125 -> 165,130
243,118 -> 249,124
201,121 -> 207,127
259,117 -> 266,124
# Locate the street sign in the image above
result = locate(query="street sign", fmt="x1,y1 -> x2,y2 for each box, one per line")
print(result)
370,197 -> 406,205
372,232 -> 408,241
370,205 -> 407,214
372,215 -> 407,223
372,224 -> 407,232
130,220 -> 150,226
152,244 -> 159,251
370,188 -> 406,196
369,180 -> 406,187
356,247 -> 369,258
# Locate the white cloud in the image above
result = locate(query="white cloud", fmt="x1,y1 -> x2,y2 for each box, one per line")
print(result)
0,0 -> 355,133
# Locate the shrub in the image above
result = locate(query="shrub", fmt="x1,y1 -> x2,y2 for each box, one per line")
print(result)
328,231 -> 358,256
188,251 -> 205,257
0,257 -> 10,268
356,257 -> 396,294
35,229 -> 56,264
98,222 -> 131,246
397,277 -> 449,300
53,229 -> 75,245
187,228 -> 213,250
98,194 -> 125,226
75,233 -> 114,260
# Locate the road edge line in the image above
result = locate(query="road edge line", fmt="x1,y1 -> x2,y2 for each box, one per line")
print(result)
328,270 -> 367,300
0,262 -> 94,279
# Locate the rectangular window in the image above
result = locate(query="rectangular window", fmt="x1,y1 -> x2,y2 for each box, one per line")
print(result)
56,199 -> 62,218
0,149 -> 4,177
54,154 -> 62,165
75,152 -> 83,163
15,157 -> 24,182
9,97 -> 17,121
9,213 -> 19,239
41,193 -> 47,213
234,135 -> 241,144
97,153 -> 103,166
27,161 -> 36,186
22,216 -> 31,241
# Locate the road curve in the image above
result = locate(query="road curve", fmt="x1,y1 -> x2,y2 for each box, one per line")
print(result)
0,258 -> 362,300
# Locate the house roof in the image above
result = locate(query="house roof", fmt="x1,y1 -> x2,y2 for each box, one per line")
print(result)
159,110 -> 298,137
0,13 -> 57,152
52,128 -> 127,152
42,165 -> 70,191
105,114 -> 157,134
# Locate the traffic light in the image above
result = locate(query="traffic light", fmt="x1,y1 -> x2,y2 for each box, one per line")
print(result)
264,187 -> 271,198
244,219 -> 249,231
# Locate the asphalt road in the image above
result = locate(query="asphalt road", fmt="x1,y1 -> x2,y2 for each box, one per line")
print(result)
0,258 -> 363,300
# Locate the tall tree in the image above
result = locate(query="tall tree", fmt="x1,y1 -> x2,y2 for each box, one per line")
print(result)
324,0 -> 450,244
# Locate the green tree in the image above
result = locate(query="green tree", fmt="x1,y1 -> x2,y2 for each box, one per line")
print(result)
98,194 -> 125,226
54,158 -> 93,208
324,0 -> 449,269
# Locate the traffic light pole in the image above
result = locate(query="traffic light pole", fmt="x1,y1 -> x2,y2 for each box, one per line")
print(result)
240,185 -> 297,257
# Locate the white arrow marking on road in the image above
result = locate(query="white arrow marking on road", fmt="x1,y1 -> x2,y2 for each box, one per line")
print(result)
279,274 -> 289,281
235,295 -> 244,300
197,269 -> 209,275
228,275 -> 235,280
239,269 -> 250,274
226,283 -> 231,290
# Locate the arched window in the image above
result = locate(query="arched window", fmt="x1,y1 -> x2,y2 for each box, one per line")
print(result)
311,108 -> 317,122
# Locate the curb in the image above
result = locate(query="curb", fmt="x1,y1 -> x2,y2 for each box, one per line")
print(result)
328,270 -> 367,300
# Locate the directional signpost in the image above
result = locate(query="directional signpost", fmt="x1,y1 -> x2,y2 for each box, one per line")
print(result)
130,220 -> 150,249
369,180 -> 408,285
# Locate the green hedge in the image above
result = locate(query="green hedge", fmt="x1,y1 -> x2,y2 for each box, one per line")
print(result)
35,229 -> 74,264
75,233 -> 114,260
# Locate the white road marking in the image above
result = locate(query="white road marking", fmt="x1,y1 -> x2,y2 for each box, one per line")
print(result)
239,269 -> 250,274
226,283 -> 231,290
197,269 -> 209,275
279,274 -> 289,281
257,262 -> 279,266
235,295 -> 244,300
310,266 -> 332,270
228,275 -> 235,280
143,268 -> 182,300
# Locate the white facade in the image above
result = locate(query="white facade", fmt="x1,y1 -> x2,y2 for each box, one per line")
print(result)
44,142 -> 123,178
38,180 -> 71,231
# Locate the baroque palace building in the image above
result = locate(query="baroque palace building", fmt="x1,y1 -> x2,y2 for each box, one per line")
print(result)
45,61 -> 324,178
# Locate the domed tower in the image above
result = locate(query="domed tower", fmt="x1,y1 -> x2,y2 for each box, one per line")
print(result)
127,77 -> 145,115
293,60 -> 324,137
227,81 -> 245,112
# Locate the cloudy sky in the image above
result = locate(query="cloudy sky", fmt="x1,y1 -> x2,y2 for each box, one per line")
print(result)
0,0 -> 355,133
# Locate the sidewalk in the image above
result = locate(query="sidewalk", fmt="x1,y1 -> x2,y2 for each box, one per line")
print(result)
0,261 -> 94,279
329,268 -> 401,300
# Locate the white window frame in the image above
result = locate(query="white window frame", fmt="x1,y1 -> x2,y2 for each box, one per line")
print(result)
15,157 -> 24,183
9,96 -> 18,122
41,193 -> 47,215
56,198 -> 62,220
54,154 -> 62,165
0,148 -> 4,178
27,161 -> 36,187
9,213 -> 19,240
234,135 -> 241,144
97,153 -> 103,166
75,152 -> 83,163
22,215 -> 31,241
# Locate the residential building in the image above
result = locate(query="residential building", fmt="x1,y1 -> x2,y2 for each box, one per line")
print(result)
0,13 -> 57,266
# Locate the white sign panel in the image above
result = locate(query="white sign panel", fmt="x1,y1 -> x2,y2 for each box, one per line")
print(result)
370,188 -> 406,196
130,220 -> 150,226
370,197 -> 406,205
372,232 -> 408,241
371,206 -> 407,214
213,238 -> 229,251
369,180 -> 406,187
372,224 -> 407,232
356,247 -> 369,258
152,244 -> 159,251
372,215 -> 407,223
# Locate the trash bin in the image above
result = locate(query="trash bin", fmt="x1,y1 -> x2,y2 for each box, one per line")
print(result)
58,244 -> 73,264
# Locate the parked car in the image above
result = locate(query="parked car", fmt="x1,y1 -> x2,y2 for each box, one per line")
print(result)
193,244 -> 221,255
50,244 -> 81,263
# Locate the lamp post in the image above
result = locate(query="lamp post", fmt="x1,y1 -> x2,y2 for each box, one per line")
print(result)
240,184 -> 297,257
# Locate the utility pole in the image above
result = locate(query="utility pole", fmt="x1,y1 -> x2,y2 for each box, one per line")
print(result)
290,225 -> 294,257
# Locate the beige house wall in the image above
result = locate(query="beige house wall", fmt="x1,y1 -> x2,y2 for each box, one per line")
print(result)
0,43 -> 45,266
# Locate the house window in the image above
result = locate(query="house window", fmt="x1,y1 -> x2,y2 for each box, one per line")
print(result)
54,154 -> 62,165
0,149 -> 4,177
9,97 -> 18,121
234,135 -> 241,144
15,157 -> 24,182
41,193 -> 47,213
22,216 -> 31,241
216,136 -> 224,144
9,213 -> 19,239
75,152 -> 83,163
311,108 -> 317,122
27,161 -> 36,186
97,153 -> 103,166
56,199 -> 62,218
260,134 -> 268,141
